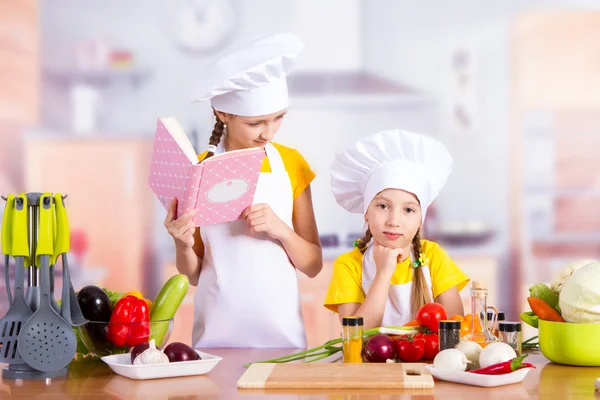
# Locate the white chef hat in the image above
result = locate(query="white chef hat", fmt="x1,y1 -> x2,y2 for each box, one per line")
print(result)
330,129 -> 453,223
189,32 -> 304,117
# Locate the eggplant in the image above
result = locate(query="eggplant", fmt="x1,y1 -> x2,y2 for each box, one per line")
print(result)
163,342 -> 200,362
77,285 -> 112,346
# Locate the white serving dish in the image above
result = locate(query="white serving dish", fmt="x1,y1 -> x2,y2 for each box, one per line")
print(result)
101,350 -> 222,380
425,365 -> 531,387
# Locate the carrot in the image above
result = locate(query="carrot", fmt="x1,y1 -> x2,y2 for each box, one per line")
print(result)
527,297 -> 565,322
403,319 -> 420,327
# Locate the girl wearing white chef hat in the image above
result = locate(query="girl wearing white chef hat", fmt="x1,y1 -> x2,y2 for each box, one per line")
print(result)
164,33 -> 322,348
324,129 -> 469,329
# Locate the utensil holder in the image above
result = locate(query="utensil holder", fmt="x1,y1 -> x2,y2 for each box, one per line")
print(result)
1,192 -> 81,379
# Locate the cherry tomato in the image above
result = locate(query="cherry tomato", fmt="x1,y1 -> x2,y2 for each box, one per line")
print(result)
396,337 -> 425,362
414,332 -> 439,360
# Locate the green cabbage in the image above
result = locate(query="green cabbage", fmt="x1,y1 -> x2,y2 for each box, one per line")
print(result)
559,261 -> 600,323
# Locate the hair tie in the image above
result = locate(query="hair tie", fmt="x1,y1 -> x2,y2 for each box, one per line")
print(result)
412,253 -> 429,269
207,145 -> 217,153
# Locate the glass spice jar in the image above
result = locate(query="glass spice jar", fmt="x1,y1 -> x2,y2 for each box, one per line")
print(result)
438,320 -> 461,351
498,321 -> 522,356
342,316 -> 364,363
488,310 -> 505,337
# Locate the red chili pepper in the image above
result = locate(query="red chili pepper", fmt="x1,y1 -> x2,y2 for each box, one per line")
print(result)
470,354 -> 536,375
106,295 -> 150,347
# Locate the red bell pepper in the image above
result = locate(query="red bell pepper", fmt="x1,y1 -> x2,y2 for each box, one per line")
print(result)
469,354 -> 536,375
106,295 -> 150,347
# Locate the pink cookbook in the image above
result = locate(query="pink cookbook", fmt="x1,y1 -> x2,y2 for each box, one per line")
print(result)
148,117 -> 266,226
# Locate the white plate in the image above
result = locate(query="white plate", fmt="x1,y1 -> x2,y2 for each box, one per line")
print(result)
425,365 -> 531,387
101,350 -> 222,380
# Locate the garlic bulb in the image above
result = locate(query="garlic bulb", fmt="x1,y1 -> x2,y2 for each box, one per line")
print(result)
133,339 -> 170,365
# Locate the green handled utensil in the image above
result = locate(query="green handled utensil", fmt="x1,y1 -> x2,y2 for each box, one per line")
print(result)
18,193 -> 76,372
2,194 -> 14,305
48,197 -> 60,314
54,193 -> 87,326
0,194 -> 34,364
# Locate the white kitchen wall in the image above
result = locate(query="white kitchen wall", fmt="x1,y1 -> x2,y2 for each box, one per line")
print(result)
40,0 -> 295,136
291,0 -> 362,71
40,0 -> 364,137
361,0 -> 600,249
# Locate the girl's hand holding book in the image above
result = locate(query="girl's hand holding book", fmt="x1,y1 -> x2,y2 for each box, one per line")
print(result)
164,198 -> 199,250
242,203 -> 290,241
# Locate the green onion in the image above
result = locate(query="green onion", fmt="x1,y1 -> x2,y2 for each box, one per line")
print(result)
243,327 -> 386,368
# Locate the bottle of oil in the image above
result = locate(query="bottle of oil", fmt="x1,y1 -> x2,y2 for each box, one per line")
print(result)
462,281 -> 498,347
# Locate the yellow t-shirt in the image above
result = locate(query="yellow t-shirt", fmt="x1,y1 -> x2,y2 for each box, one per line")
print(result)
323,240 -> 470,313
197,142 -> 315,200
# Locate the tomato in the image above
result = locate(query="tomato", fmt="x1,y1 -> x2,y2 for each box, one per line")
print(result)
416,303 -> 448,333
396,337 -> 425,362
414,332 -> 439,360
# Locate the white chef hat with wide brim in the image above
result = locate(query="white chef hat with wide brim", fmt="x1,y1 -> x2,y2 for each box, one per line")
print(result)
189,32 -> 304,117
330,129 -> 453,224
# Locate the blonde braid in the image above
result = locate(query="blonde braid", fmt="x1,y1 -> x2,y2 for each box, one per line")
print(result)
410,229 -> 432,318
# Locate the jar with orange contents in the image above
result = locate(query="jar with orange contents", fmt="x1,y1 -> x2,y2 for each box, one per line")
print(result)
342,316 -> 363,363
461,281 -> 498,348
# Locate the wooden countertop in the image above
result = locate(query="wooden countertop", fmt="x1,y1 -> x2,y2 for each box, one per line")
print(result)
1,350 -> 599,399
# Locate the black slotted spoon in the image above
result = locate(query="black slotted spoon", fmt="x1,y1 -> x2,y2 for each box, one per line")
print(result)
18,193 -> 76,372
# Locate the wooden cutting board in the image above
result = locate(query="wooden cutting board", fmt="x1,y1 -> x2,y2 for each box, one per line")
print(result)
237,363 -> 434,389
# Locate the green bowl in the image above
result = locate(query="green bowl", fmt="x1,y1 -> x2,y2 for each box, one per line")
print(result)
539,319 -> 600,366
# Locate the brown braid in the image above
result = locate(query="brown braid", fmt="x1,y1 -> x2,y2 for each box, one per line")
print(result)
356,228 -> 373,253
201,109 -> 226,162
410,229 -> 432,318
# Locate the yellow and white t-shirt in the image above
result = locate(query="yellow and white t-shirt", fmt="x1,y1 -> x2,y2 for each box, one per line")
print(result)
198,141 -> 315,201
324,240 -> 470,313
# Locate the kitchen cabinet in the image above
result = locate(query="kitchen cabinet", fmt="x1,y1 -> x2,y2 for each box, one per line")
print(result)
24,135 -> 155,293
296,261 -> 340,347
0,0 -> 39,123
0,0 -> 39,190
510,12 -> 600,305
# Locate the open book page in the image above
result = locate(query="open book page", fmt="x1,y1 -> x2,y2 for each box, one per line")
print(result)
202,147 -> 264,162
148,118 -> 199,212
160,117 -> 199,165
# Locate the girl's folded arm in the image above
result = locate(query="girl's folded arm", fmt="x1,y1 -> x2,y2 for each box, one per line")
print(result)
337,271 -> 393,330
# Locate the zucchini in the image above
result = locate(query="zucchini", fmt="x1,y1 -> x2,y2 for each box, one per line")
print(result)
149,274 -> 189,345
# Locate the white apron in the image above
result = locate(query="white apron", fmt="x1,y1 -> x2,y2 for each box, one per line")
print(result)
361,245 -> 433,326
192,142 -> 307,348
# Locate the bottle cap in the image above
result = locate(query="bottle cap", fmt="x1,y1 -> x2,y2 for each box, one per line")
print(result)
472,281 -> 486,289
488,311 -> 505,321
439,320 -> 461,330
342,316 -> 364,326
498,321 -> 521,332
